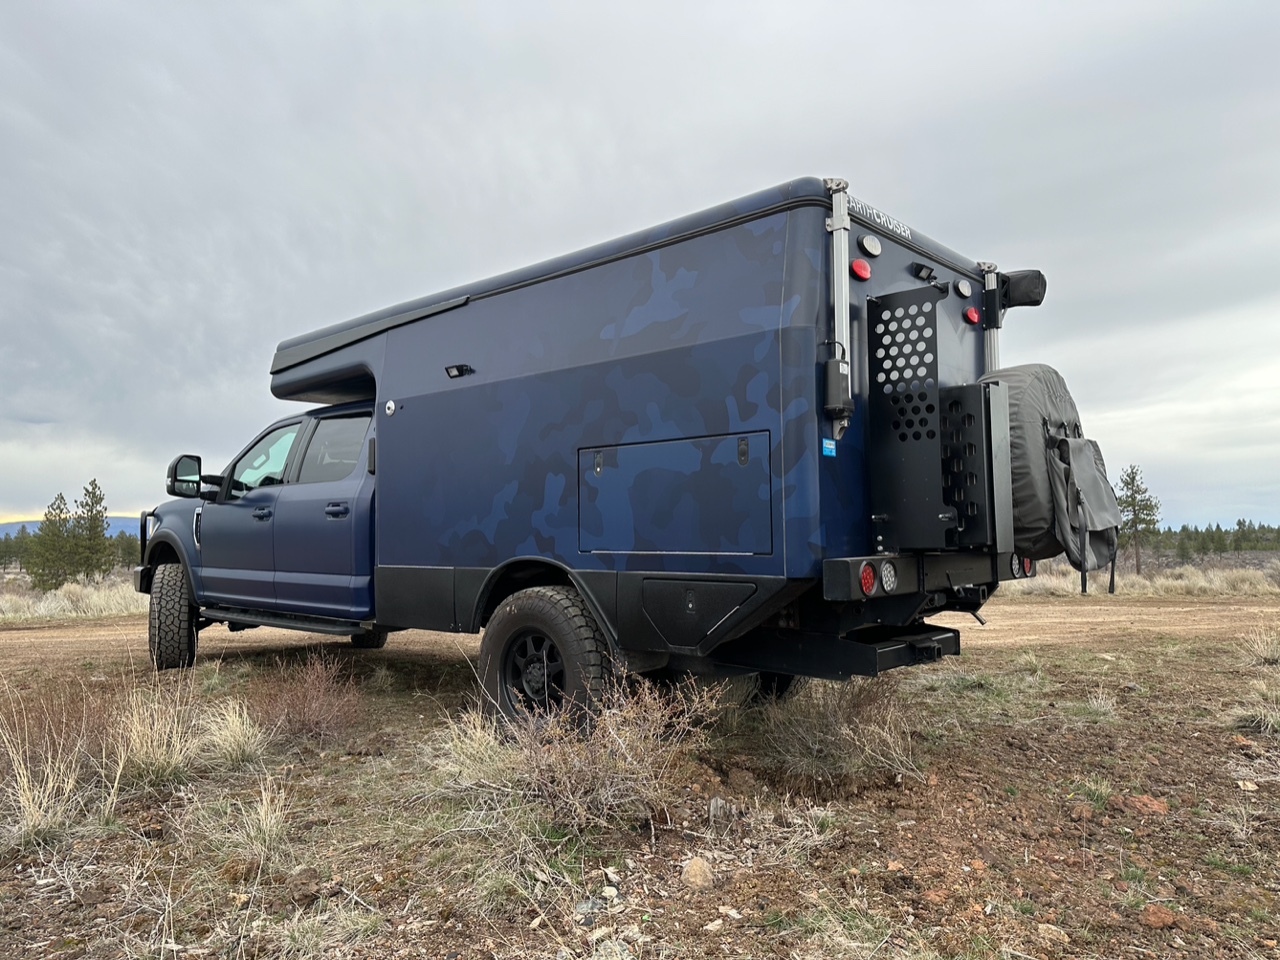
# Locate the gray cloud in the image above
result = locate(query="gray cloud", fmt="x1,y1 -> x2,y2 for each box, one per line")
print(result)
0,1 -> 1276,527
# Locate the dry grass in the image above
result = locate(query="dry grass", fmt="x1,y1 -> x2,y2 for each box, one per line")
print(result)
0,692 -> 90,845
0,578 -> 149,621
1241,626 -> 1280,667
746,677 -> 923,792
1004,561 -> 1280,597
199,697 -> 269,768
1233,676 -> 1280,736
0,671 -> 272,851
436,679 -> 722,831
110,684 -> 204,789
417,678 -> 724,920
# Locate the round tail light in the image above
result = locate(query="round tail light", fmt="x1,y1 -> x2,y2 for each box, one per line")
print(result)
859,561 -> 879,596
964,307 -> 981,325
880,560 -> 898,593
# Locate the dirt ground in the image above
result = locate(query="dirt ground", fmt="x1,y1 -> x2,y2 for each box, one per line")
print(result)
2,593 -> 1278,958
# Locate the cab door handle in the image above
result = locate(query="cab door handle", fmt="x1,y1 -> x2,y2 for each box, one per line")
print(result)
252,507 -> 273,520
324,503 -> 350,518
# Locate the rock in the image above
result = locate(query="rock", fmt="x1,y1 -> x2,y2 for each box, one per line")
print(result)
593,941 -> 632,960
708,796 -> 733,829
1126,795 -> 1170,816
285,866 -> 323,906
702,918 -> 724,932
1139,904 -> 1178,929
726,767 -> 759,795
681,857 -> 715,891
1069,804 -> 1094,822
601,886 -> 619,900
1037,923 -> 1071,944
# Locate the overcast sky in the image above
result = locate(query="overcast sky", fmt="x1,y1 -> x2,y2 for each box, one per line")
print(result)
1,1 -> 1277,528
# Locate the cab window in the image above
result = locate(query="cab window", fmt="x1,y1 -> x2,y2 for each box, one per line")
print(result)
297,415 -> 371,484
229,424 -> 300,498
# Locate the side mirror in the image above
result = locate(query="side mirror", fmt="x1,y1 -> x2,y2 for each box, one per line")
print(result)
1001,269 -> 1047,309
166,455 -> 202,498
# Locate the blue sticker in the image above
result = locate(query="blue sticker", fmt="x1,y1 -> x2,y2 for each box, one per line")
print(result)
822,438 -> 837,457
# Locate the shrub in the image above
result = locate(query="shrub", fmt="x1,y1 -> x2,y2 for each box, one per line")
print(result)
250,653 -> 362,743
750,677 -> 922,791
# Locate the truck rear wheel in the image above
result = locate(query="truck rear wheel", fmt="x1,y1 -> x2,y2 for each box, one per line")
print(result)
350,628 -> 389,649
479,585 -> 609,718
149,563 -> 197,671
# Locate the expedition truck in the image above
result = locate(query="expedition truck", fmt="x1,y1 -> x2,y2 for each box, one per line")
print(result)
134,177 -> 1118,715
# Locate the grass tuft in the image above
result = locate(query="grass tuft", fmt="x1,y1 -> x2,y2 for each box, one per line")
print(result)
1241,626 -> 1280,667
200,698 -> 268,769
1233,677 -> 1280,736
111,683 -> 201,789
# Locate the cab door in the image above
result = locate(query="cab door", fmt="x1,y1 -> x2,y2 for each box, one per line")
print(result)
272,411 -> 374,620
199,421 -> 302,610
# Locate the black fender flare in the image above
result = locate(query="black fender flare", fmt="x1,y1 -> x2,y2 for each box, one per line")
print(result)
469,558 -> 619,657
142,531 -> 200,601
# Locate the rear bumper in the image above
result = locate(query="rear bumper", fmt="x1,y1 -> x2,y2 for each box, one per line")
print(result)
823,550 -> 1033,602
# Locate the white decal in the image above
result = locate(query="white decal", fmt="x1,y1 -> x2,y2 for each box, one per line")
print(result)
847,196 -> 912,240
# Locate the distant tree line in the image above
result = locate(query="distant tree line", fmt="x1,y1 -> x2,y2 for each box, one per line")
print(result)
0,479 -> 140,591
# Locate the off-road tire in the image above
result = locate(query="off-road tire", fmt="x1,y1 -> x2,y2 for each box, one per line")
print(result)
751,671 -> 807,703
479,585 -> 610,718
149,563 -> 198,671
350,628 -> 389,649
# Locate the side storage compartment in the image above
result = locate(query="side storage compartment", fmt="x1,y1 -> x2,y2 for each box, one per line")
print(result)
578,432 -> 773,555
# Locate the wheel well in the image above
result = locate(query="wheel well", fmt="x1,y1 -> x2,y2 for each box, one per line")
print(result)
148,542 -> 181,568
477,561 -> 572,629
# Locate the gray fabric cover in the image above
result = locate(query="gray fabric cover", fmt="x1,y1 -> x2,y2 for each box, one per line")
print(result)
980,364 -> 1120,572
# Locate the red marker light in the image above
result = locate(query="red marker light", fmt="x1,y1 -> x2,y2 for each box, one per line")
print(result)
851,258 -> 872,281
859,561 -> 878,596
964,307 -> 981,325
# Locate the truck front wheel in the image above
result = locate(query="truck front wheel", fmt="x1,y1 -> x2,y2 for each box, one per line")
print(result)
350,628 -> 389,649
479,585 -> 609,718
149,563 -> 198,670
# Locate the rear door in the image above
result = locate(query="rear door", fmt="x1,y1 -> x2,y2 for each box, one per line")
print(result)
199,421 -> 302,609
272,411 -> 375,619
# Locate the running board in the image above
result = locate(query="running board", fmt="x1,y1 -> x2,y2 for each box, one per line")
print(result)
202,606 -> 364,637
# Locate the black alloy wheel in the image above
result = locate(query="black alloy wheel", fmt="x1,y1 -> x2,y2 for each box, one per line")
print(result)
502,628 -> 567,711
479,585 -> 609,719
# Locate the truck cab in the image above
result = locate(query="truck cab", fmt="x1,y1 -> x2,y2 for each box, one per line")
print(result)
135,401 -> 382,666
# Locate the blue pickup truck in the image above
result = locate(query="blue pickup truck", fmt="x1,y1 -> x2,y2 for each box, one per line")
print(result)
135,177 -> 1112,715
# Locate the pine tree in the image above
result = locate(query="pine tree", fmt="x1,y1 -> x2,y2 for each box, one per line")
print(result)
28,493 -> 75,592
0,532 -> 12,571
72,479 -> 114,581
14,525 -> 30,572
1115,464 -> 1161,576
113,531 -> 140,569
1176,524 -> 1193,563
